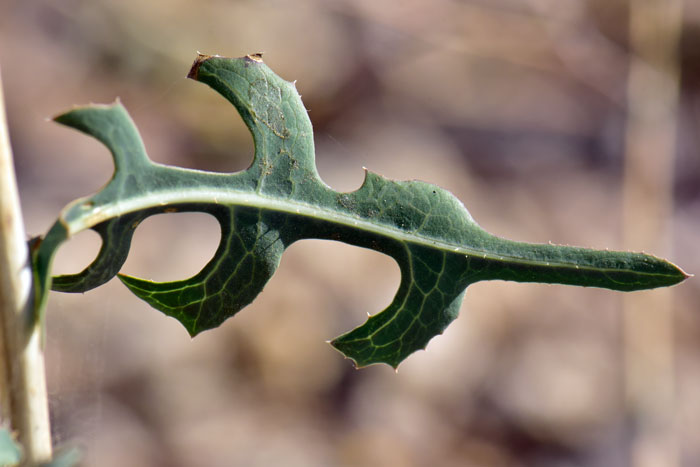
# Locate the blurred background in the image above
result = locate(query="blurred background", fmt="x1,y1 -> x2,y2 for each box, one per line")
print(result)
1,0 -> 699,465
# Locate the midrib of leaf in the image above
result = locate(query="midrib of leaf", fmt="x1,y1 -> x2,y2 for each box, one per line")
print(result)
60,180 -> 678,283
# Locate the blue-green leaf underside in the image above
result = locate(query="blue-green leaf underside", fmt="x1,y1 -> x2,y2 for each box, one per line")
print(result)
0,428 -> 22,466
33,53 -> 689,368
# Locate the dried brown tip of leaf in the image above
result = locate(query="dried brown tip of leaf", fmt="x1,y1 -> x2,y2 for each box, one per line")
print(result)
187,53 -> 214,80
246,53 -> 264,63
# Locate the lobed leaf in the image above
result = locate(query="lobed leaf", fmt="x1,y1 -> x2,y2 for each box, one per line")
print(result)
33,53 -> 689,368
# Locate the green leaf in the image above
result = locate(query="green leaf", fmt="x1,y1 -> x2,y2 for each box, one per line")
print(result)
33,53 -> 689,368
0,428 -> 22,466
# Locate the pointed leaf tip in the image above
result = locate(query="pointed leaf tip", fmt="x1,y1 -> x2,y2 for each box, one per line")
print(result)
245,52 -> 264,63
187,52 -> 264,81
187,53 -> 211,80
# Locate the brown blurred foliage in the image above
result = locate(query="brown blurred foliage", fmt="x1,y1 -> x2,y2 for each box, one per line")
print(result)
1,0 -> 699,466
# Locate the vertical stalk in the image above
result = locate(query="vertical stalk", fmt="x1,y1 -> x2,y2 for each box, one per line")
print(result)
623,1 -> 682,466
0,68 -> 52,462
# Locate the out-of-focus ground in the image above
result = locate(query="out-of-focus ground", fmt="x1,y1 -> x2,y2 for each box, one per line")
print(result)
1,0 -> 699,466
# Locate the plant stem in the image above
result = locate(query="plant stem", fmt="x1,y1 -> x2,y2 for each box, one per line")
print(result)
0,68 -> 52,463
